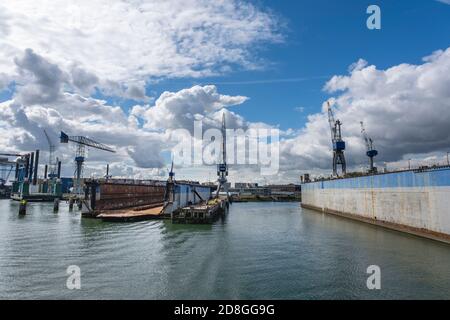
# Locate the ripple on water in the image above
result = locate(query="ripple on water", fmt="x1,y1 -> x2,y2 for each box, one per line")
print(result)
1,200 -> 450,299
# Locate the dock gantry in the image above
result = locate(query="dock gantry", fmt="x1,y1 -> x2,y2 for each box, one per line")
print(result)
327,102 -> 346,177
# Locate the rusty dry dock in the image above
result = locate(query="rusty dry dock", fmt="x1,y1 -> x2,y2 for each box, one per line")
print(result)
82,179 -> 165,219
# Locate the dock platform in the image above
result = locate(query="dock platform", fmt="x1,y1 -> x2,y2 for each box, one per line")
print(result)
96,205 -> 166,222
10,192 -> 60,202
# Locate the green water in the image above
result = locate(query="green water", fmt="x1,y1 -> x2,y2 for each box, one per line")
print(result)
0,199 -> 449,299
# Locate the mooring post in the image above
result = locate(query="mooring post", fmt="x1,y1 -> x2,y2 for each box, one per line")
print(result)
53,198 -> 59,212
69,198 -> 74,211
19,200 -> 27,215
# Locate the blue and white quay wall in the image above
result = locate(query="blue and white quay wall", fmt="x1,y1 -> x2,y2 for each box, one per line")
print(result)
301,167 -> 450,242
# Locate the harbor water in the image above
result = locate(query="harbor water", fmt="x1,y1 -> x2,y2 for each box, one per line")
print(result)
0,200 -> 449,299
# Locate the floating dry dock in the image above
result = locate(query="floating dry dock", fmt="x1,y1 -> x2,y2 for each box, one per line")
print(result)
82,179 -> 165,219
301,166 -> 450,244
81,179 -> 225,224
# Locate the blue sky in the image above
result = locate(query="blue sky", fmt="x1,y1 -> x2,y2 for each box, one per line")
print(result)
138,0 -> 450,130
4,0 -> 448,131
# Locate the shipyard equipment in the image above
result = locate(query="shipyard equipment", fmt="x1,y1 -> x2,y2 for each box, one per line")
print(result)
0,155 -> 15,198
60,131 -> 115,195
43,129 -> 58,179
104,164 -> 112,180
163,161 -> 176,215
327,102 -> 346,177
360,121 -> 378,173
216,113 -> 229,197
1,152 -> 30,185
164,160 -> 176,203
3,150 -> 59,201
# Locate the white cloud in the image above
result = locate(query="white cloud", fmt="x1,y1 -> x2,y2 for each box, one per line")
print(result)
140,85 -> 248,132
0,0 -> 284,181
279,47 -> 450,179
0,81 -> 254,175
2,1 -> 450,184
4,44 -> 450,184
0,0 -> 282,95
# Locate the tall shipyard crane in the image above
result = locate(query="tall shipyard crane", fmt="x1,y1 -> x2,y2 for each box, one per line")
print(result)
216,113 -> 229,198
360,121 -> 378,173
327,102 -> 346,177
60,131 -> 115,195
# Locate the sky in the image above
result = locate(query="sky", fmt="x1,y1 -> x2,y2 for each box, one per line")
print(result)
1,0 -> 450,184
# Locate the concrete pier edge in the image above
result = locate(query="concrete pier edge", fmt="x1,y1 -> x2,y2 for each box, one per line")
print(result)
300,203 -> 450,245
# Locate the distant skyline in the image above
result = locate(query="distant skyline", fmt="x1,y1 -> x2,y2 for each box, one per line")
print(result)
1,0 -> 450,183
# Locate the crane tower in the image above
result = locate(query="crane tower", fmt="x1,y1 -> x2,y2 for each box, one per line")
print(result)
360,121 -> 378,173
327,102 -> 346,177
60,131 -> 115,195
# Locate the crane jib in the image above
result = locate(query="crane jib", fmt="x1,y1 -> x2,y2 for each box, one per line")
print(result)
60,131 -> 115,153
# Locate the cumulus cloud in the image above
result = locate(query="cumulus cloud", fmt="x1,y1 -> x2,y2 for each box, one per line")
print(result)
140,85 -> 248,132
279,47 -> 450,179
70,65 -> 99,95
0,0 -> 282,94
4,44 -> 450,184
2,1 -> 449,184
0,0 -> 284,181
0,81 -> 254,177
14,49 -> 67,105
127,142 -> 165,169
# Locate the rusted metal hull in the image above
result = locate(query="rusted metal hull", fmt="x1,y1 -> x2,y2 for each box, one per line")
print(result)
83,180 -> 165,217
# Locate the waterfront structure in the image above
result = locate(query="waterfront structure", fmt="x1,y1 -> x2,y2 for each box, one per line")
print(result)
235,182 -> 259,189
8,149 -> 63,202
229,184 -> 301,201
327,102 -> 346,177
301,166 -> 450,243
82,179 -> 166,218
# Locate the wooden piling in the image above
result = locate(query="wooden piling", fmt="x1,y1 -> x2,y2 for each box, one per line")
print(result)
53,198 -> 59,212
19,200 -> 27,215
